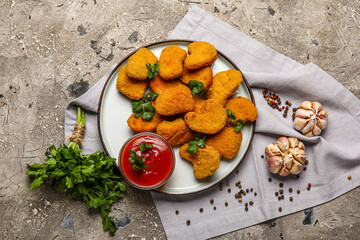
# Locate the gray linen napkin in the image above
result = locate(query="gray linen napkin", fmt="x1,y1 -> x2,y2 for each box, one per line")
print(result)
65,6 -> 360,240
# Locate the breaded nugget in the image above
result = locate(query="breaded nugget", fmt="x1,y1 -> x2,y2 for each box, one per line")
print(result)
116,65 -> 147,100
206,69 -> 243,106
205,127 -> 243,159
159,45 -> 187,80
180,66 -> 213,89
154,84 -> 195,116
127,112 -> 163,132
156,118 -> 194,146
184,99 -> 227,134
184,41 -> 217,70
149,75 -> 181,95
126,48 -> 158,80
180,143 -> 220,179
225,96 -> 258,123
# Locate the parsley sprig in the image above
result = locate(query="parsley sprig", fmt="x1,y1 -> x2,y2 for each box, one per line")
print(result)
227,109 -> 244,132
26,107 -> 126,236
131,92 -> 159,121
146,62 -> 159,79
186,135 -> 207,155
188,80 -> 210,99
129,141 -> 153,171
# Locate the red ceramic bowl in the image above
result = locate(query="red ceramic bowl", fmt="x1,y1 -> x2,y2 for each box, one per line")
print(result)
118,132 -> 175,190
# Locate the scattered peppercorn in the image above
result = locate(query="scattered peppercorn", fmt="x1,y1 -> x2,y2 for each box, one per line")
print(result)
278,196 -> 281,201
238,180 -> 241,185
187,220 -> 191,225
278,207 -> 282,212
289,188 -> 293,193
261,155 -> 264,158
213,206 -> 216,210
305,160 -> 309,165
228,189 -> 231,193
210,199 -> 214,204
246,189 -> 249,193
308,183 -> 311,187
254,192 -> 257,196
235,193 -> 240,198
225,202 -> 228,207
281,195 -> 284,200
226,181 -> 229,186
279,189 -> 284,194
307,186 -> 311,191
249,201 -> 254,205
297,190 -> 300,194
303,167 -> 307,171
200,208 -> 203,213
296,175 -> 300,179
290,197 -> 293,201
348,175 -> 352,180
275,192 -> 279,196
219,186 -> 223,191
236,170 -> 239,174
250,188 -> 253,192
245,203 -> 248,207
268,178 -> 272,182
238,198 -> 242,202
175,210 -> 179,215
245,207 -> 249,211
239,184 -> 242,188
279,183 -> 284,187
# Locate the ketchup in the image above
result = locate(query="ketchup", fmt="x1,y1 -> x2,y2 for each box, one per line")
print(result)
120,134 -> 174,188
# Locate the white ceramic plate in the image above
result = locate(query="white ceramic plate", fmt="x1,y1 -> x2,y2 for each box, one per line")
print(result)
98,40 -> 255,195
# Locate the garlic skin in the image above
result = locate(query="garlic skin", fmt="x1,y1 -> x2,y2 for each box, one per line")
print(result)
294,101 -> 328,137
265,137 -> 306,176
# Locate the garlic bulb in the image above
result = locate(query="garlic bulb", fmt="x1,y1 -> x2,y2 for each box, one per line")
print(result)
294,101 -> 328,137
265,137 -> 306,176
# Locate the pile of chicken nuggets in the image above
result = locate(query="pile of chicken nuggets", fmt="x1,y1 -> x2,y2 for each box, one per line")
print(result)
116,41 -> 258,179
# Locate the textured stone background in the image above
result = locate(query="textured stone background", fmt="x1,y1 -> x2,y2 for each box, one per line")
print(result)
0,0 -> 359,239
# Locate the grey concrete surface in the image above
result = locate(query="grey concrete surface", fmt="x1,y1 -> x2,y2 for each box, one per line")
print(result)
0,0 -> 359,239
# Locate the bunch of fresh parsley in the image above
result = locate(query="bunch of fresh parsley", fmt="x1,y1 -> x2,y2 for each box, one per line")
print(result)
146,62 -> 159,79
131,92 -> 159,121
227,109 -> 244,132
188,80 -> 210,99
129,141 -> 153,171
26,107 -> 126,236
186,135 -> 207,154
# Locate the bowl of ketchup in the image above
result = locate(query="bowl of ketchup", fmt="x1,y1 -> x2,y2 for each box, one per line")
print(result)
118,132 -> 175,190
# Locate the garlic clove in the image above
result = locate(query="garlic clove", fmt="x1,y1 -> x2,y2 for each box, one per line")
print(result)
317,118 -> 327,130
301,119 -> 315,135
290,160 -> 303,174
278,167 -> 290,176
297,141 -> 305,150
267,156 -> 283,173
288,137 -> 299,149
293,117 -> 309,131
276,137 -> 289,152
312,123 -> 322,136
265,143 -> 281,157
317,109 -> 328,119
312,102 -> 322,113
295,109 -> 313,119
283,155 -> 293,169
304,131 -> 314,137
293,153 -> 306,164
300,101 -> 312,110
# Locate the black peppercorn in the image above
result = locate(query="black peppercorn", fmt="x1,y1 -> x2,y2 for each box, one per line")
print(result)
187,220 -> 191,225
278,207 -> 282,212
200,208 -> 203,212
176,210 -> 179,215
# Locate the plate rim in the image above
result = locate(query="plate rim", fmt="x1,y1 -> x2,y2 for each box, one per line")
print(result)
97,39 -> 256,195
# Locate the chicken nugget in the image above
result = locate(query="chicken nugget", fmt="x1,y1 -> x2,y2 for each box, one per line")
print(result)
225,96 -> 258,123
159,45 -> 187,80
154,84 -> 194,116
116,65 -> 147,100
127,112 -> 163,132
206,69 -> 243,106
180,143 -> 220,179
205,127 -> 243,159
184,99 -> 227,134
156,118 -> 194,146
180,66 -> 213,89
184,41 -> 217,70
126,48 -> 158,80
149,75 -> 181,95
